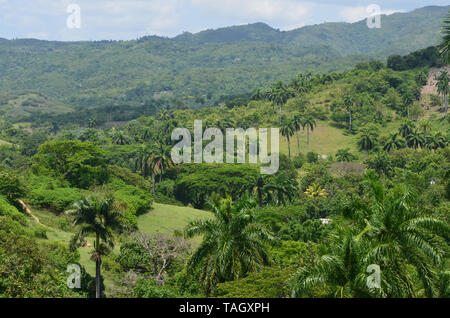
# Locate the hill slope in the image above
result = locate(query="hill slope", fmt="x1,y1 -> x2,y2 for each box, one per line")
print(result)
0,5 -> 448,112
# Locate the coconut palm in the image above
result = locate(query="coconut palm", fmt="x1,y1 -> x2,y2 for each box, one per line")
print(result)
68,195 -> 123,298
357,128 -> 377,158
292,114 -> 303,156
281,119 -> 295,159
406,130 -> 425,150
184,195 -> 275,295
383,132 -> 404,152
364,180 -> 449,297
302,115 -> 317,153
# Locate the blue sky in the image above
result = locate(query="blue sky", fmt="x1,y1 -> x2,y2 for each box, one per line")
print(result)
0,0 -> 448,41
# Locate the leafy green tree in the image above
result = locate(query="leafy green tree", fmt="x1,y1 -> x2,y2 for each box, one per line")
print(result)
68,195 -> 124,298
0,171 -> 26,204
184,195 -> 275,295
366,152 -> 393,177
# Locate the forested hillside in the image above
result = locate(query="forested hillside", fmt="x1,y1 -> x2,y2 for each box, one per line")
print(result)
0,5 -> 448,116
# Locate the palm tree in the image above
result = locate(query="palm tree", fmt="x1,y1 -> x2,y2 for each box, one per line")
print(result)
268,81 -> 285,114
149,142 -> 174,185
184,195 -> 274,295
265,173 -> 298,206
402,91 -> 414,119
383,132 -> 404,152
244,175 -> 269,207
158,108 -> 173,121
281,119 -> 295,159
292,114 -> 303,156
418,120 -> 432,139
336,148 -> 355,162
435,70 -> 449,118
406,130 -> 425,150
357,128 -> 376,158
304,183 -> 328,198
68,195 -> 123,298
398,119 -> 415,138
302,115 -> 316,153
343,95 -> 354,133
364,180 -> 449,297
425,132 -> 447,150
367,152 -> 393,177
291,234 -> 375,298
272,84 -> 290,124
439,10 -> 450,64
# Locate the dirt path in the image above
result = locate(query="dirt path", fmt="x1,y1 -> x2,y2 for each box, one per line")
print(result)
18,199 -> 45,226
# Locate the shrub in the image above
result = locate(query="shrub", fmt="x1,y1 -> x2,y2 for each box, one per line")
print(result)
306,152 -> 319,163
292,155 -> 305,169
29,188 -> 83,213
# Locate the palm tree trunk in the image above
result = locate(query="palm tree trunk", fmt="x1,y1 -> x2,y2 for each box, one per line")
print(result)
307,128 -> 310,153
407,104 -> 410,119
272,103 -> 275,113
257,188 -> 263,208
279,104 -> 282,124
152,173 -> 156,195
296,131 -> 300,156
287,136 -> 291,159
366,149 -> 369,158
95,234 -> 102,298
348,109 -> 352,133
445,94 -> 448,118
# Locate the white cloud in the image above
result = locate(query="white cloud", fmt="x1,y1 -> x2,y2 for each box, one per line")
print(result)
191,0 -> 314,29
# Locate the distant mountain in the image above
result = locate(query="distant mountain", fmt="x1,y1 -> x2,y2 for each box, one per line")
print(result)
174,6 -> 448,56
0,5 -> 448,115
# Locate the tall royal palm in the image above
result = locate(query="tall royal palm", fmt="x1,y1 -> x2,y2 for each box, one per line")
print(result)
383,132 -> 404,152
418,119 -> 432,139
436,70 -> 449,118
439,10 -> 450,64
398,119 -> 415,139
292,114 -> 303,156
184,196 -> 274,295
425,132 -> 447,150
281,119 -> 295,159
68,196 -> 123,298
149,142 -> 174,185
357,128 -> 376,158
406,130 -> 425,150
402,90 -> 414,119
343,95 -> 354,133
302,115 -> 316,153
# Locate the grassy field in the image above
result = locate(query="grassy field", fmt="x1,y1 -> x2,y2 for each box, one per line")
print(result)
31,202 -> 211,277
0,139 -> 12,146
279,120 -> 358,158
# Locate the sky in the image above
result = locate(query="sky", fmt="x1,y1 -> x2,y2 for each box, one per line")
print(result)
0,0 -> 448,41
